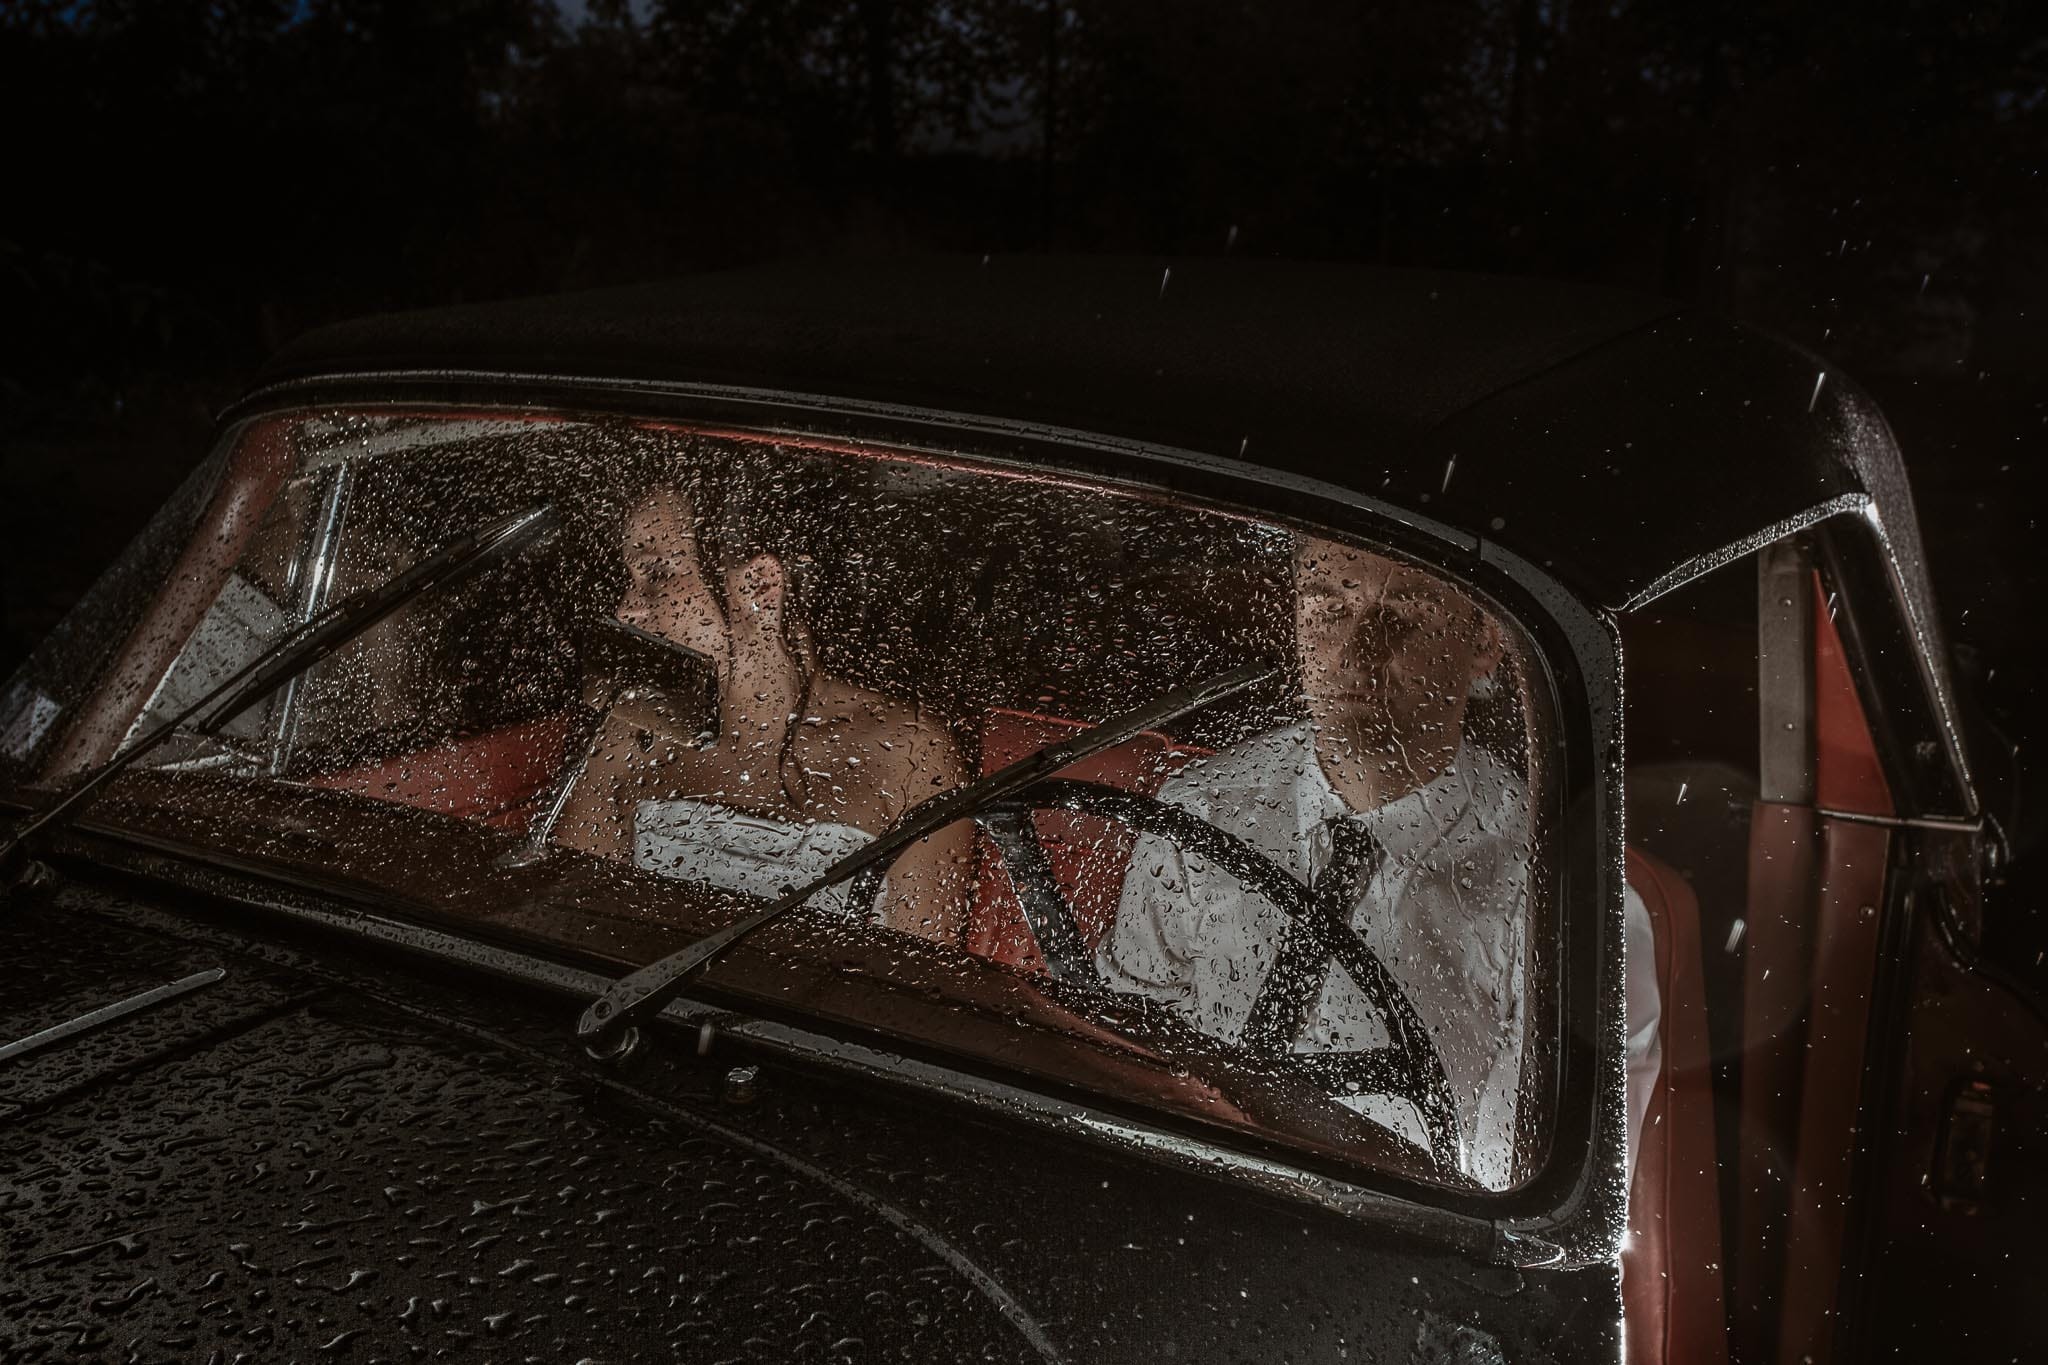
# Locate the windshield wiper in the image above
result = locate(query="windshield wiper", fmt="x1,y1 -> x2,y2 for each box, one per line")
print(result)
575,660 -> 1278,1061
0,504 -> 559,893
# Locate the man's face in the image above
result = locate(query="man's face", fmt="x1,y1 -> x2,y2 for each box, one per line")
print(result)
1293,535 -> 1504,804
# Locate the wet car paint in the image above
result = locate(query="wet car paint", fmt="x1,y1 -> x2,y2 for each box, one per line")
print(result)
1,869 -> 1618,1363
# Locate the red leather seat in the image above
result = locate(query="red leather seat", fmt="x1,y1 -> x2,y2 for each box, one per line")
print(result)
1623,845 -> 1730,1365
965,708 -> 1209,972
307,710 -> 579,831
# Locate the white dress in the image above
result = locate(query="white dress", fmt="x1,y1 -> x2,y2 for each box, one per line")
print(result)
633,795 -> 879,918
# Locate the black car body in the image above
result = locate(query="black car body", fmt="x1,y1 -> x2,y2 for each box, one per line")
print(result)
2,257 -> 2039,1363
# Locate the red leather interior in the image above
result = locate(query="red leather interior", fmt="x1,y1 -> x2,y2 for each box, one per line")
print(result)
965,708 -> 1209,971
1774,819 -> 1891,1364
306,710 -> 578,831
1812,574 -> 1894,819
1774,575 -> 1895,1364
1733,799 -> 1819,1351
1623,846 -> 1730,1365
1734,573 -> 1897,1364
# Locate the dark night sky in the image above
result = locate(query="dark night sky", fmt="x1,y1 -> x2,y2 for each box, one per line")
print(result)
3,0 -> 2044,824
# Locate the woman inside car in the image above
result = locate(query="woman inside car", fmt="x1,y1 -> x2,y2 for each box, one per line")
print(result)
552,451 -> 973,944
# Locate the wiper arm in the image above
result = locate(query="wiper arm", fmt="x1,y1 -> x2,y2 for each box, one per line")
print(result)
590,614 -> 715,672
0,504 -> 559,892
575,660 -> 1278,1061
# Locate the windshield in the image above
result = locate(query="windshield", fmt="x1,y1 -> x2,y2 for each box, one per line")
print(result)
5,408 -> 1563,1192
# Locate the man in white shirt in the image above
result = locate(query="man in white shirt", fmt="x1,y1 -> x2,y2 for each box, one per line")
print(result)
1099,532 -> 1659,1190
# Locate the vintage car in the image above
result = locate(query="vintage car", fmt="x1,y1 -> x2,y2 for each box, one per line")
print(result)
1,258 -> 2039,1363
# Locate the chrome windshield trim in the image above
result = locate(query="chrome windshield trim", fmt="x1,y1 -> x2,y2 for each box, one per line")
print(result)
271,462 -> 353,775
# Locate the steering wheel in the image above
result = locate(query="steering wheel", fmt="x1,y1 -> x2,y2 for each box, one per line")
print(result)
852,778 -> 1461,1172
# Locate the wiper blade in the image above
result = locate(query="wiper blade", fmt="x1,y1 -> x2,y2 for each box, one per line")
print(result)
0,504 -> 558,890
575,660 -> 1278,1059
589,614 -> 714,671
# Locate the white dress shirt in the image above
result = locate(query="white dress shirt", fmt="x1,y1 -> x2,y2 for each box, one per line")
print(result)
1098,720 -> 1659,1190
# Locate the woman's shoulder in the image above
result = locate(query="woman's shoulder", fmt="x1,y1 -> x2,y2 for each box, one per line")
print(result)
793,676 -> 967,820
808,676 -> 958,746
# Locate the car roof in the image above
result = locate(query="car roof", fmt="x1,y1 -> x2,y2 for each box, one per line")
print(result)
258,254 -> 1929,616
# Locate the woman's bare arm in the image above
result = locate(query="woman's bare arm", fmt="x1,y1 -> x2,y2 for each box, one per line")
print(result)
881,709 -> 975,943
796,690 -> 975,944
548,709 -> 644,861
879,816 -> 975,943
551,692 -> 704,861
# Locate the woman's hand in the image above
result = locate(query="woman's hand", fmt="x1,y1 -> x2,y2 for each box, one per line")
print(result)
715,553 -> 809,785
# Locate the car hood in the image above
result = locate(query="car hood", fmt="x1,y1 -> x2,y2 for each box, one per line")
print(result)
0,870 -> 1619,1363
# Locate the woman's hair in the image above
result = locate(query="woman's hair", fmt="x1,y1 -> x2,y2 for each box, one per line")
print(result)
609,429 -> 828,654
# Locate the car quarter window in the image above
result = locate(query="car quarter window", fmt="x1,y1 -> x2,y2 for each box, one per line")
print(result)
51,408 -> 1569,1194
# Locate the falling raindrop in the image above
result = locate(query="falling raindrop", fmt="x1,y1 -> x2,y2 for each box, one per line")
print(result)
1808,371 -> 1828,413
